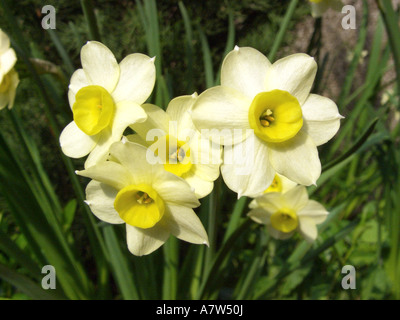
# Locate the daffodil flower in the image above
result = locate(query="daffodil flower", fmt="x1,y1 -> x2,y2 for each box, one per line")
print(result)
60,41 -> 156,168
309,0 -> 343,18
191,46 -> 343,198
77,140 -> 208,256
248,186 -> 328,242
128,94 -> 222,198
0,29 -> 19,110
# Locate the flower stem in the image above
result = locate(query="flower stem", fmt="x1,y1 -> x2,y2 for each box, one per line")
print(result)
203,176 -> 221,277
80,0 -> 102,41
268,0 -> 298,62
197,218 -> 253,300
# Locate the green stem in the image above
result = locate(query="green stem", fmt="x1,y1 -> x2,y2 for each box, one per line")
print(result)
203,177 -> 221,278
162,237 -> 179,299
268,0 -> 298,62
376,0 -> 400,99
80,0 -> 102,41
196,219 -> 253,300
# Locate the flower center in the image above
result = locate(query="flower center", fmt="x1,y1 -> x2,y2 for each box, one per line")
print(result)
0,73 -> 11,93
248,90 -> 303,143
264,175 -> 282,193
151,135 -> 193,177
72,85 -> 115,136
114,184 -> 165,229
270,208 -> 298,233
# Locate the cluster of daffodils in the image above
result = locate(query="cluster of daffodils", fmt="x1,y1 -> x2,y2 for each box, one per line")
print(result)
0,29 -> 19,110
308,0 -> 343,18
60,41 -> 342,255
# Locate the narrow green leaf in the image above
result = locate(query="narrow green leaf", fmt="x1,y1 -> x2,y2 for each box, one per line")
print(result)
103,226 -> 139,300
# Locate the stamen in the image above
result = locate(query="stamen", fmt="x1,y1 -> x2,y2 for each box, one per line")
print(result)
260,120 -> 270,127
170,147 -> 186,163
177,148 -> 186,162
136,191 -> 153,205
260,109 -> 275,127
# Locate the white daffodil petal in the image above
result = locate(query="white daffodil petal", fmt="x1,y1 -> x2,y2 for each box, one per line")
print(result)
221,46 -> 271,99
281,186 -> 309,212
269,131 -> 321,186
0,69 -> 19,110
221,136 -> 275,198
279,174 -> 298,193
59,121 -> 98,158
154,170 -> 200,207
302,94 -> 341,121
112,101 -> 147,140
68,69 -> 89,107
112,53 -> 156,104
182,171 -> 214,199
164,204 -> 209,245
267,225 -> 295,240
109,140 -> 161,185
299,217 -> 318,243
191,86 -> 252,145
266,53 -> 317,105
298,200 -> 328,224
166,95 -> 197,135
126,223 -> 170,256
84,129 -> 114,169
81,41 -> 120,92
85,180 -> 124,224
0,30 -> 10,53
191,161 -> 221,182
188,135 -> 222,173
302,94 -> 342,146
304,119 -> 341,147
77,160 -> 132,190
130,103 -> 170,141
254,192 -> 283,213
247,208 -> 271,225
0,48 -> 17,75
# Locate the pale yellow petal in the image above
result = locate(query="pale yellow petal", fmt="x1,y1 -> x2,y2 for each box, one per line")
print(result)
247,208 -> 271,225
108,140 -> 163,185
153,170 -> 200,207
81,41 -> 120,93
298,200 -> 328,224
268,131 -> 321,186
221,135 -> 275,198
130,103 -> 170,141
302,94 -> 342,146
59,121 -> 98,158
112,53 -> 156,104
85,180 -> 124,224
126,223 -> 170,256
163,204 -> 208,245
265,53 -> 317,105
77,160 -> 132,190
281,186 -> 309,212
221,46 -> 271,99
191,86 -> 252,145
111,101 -> 147,140
298,217 -> 318,242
